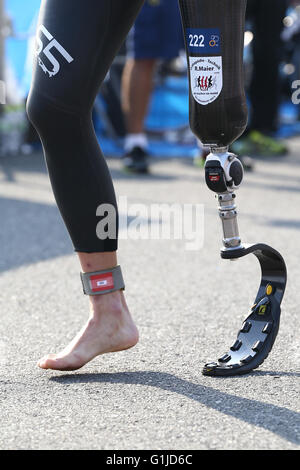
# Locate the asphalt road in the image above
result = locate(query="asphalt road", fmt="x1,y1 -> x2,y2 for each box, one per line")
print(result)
0,141 -> 299,450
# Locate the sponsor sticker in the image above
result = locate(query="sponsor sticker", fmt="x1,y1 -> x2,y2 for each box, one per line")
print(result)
90,273 -> 114,292
209,175 -> 220,182
189,56 -> 223,106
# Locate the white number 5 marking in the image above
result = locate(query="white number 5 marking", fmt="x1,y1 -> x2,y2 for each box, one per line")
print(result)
36,25 -> 74,77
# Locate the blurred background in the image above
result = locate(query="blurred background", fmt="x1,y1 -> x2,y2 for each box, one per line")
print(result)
1,3 -> 300,452
0,0 -> 300,161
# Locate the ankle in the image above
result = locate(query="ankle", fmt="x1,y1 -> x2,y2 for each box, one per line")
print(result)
89,290 -> 125,318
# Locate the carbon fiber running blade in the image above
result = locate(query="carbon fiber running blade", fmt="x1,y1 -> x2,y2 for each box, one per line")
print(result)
202,244 -> 287,377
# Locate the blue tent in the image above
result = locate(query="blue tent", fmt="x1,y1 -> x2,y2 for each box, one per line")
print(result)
5,0 -> 40,96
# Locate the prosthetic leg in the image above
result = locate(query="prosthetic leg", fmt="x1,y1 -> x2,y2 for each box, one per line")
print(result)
179,0 -> 287,376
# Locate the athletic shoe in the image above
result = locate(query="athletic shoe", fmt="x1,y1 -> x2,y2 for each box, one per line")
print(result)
231,130 -> 288,157
122,146 -> 149,174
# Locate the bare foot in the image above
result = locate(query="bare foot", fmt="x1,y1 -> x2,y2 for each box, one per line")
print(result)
38,290 -> 139,371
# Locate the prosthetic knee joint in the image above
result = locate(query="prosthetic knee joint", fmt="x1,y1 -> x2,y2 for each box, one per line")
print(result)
205,149 -> 243,250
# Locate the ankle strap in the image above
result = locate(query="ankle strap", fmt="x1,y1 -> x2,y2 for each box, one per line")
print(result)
80,265 -> 125,296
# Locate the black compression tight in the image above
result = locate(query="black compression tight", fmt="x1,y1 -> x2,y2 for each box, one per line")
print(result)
27,0 -> 144,252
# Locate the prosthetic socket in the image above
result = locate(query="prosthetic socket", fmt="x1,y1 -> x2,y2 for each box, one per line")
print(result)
179,0 -> 247,251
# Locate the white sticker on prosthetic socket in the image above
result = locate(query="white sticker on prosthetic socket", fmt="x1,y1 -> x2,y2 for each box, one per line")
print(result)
189,56 -> 223,106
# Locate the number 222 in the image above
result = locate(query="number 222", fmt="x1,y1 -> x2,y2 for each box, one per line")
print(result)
189,34 -> 205,48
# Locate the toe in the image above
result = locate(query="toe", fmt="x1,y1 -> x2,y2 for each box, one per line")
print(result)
38,353 -> 84,371
38,354 -> 57,369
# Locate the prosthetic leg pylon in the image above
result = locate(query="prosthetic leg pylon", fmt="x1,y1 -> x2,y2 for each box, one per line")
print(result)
179,0 -> 287,376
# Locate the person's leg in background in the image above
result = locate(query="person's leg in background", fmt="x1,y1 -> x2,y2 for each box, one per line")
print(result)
27,0 -> 144,371
234,0 -> 288,156
121,0 -> 184,173
122,56 -> 156,173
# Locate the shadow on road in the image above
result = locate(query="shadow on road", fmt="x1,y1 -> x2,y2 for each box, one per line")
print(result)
0,195 -> 154,273
0,153 -> 178,183
0,196 -> 73,273
244,179 -> 300,194
0,152 -> 47,183
255,371 -> 300,377
51,371 -> 300,446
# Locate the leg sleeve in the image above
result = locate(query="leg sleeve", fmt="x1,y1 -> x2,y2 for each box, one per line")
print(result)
27,0 -> 144,252
248,0 -> 287,133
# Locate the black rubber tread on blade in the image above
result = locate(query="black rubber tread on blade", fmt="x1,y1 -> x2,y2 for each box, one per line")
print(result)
202,244 -> 287,377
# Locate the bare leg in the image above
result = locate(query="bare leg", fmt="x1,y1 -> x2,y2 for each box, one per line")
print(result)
122,58 -> 157,134
38,252 -> 139,371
